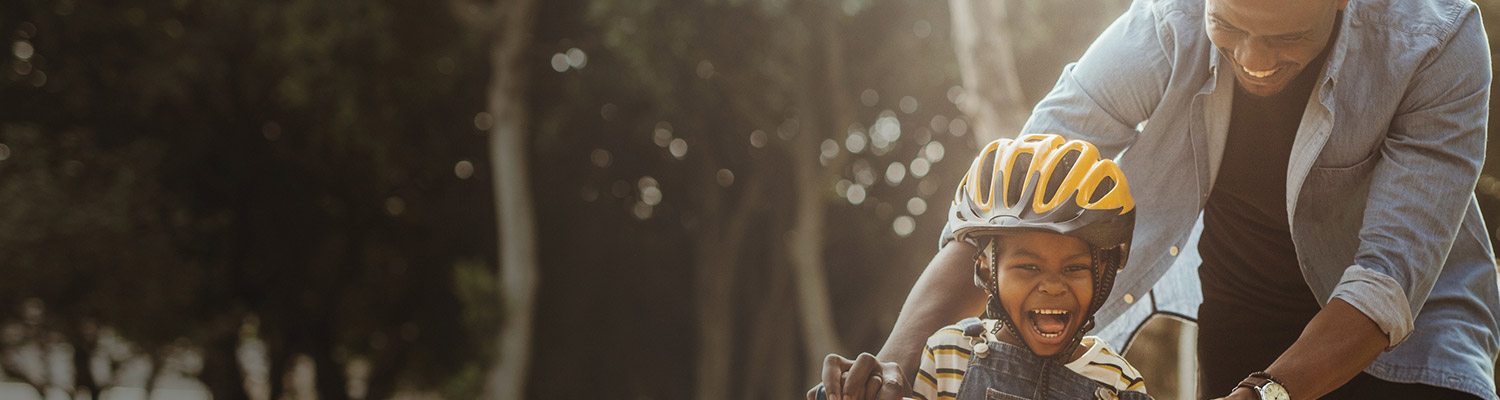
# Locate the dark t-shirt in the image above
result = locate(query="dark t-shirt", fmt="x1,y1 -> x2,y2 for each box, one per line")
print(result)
1196,31 -> 1336,395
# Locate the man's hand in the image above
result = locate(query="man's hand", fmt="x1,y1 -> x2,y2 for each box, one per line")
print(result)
806,353 -> 909,400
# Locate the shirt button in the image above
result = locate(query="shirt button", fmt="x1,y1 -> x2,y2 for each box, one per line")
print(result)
1169,246 -> 1180,256
1123,294 -> 1135,304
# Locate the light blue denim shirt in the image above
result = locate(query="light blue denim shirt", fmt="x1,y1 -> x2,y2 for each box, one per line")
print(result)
941,0 -> 1500,397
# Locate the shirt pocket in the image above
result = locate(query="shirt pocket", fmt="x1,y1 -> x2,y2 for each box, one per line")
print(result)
1293,149 -> 1380,292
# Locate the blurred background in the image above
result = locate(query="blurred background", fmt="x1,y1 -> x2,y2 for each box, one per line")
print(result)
3,0 -> 1500,399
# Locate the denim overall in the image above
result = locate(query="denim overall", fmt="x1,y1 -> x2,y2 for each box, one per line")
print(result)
954,318 -> 1154,400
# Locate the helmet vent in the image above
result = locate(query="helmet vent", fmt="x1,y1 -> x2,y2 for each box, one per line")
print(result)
1041,150 -> 1080,205
1089,176 -> 1117,203
977,150 -> 997,205
1006,153 -> 1032,208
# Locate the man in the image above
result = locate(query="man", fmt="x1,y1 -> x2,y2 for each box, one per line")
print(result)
814,0 -> 1499,398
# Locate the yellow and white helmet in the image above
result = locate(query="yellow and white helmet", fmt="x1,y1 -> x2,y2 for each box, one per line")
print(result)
950,134 -> 1136,343
950,133 -> 1134,263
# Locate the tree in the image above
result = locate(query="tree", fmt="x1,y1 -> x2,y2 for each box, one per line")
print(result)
449,0 -> 542,398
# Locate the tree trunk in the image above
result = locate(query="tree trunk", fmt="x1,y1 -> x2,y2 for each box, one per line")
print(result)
69,323 -> 102,400
692,168 -> 763,400
201,328 -> 250,400
789,73 -> 842,372
483,0 -> 540,399
949,0 -> 1031,144
783,3 -> 849,374
744,235 -> 800,399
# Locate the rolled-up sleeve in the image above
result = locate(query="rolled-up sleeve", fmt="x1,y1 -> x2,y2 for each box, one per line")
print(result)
1337,7 -> 1490,348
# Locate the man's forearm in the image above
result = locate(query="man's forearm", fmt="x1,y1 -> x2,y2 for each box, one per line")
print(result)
875,241 -> 987,383
1255,298 -> 1388,399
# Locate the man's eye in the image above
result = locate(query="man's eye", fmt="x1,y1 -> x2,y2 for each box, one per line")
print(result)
1210,19 -> 1241,33
1011,264 -> 1040,271
1066,265 -> 1090,272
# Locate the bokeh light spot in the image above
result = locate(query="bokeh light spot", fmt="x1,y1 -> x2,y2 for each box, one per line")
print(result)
550,53 -> 568,72
821,139 -> 840,160
885,162 -> 907,186
845,130 -> 867,154
910,157 -> 931,178
913,20 -> 932,38
565,48 -> 588,69
641,186 -> 662,206
847,184 -> 867,205
716,169 -> 735,187
696,60 -> 715,79
853,159 -> 876,186
931,115 -> 950,133
924,141 -> 946,163
836,179 -> 852,198
861,89 -> 879,107
590,149 -> 611,168
0,144 -> 11,161
600,103 -> 618,121
654,128 -> 672,147
919,177 -> 940,196
899,96 -> 919,114
749,130 -> 768,148
454,160 -> 474,179
893,215 -> 916,237
949,117 -> 969,137
12,41 -> 34,60
633,202 -> 653,220
669,138 -> 688,159
473,112 -> 494,131
907,197 -> 928,215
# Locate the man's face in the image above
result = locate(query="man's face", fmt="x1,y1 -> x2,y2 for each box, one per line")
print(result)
979,232 -> 1094,356
1205,0 -> 1347,97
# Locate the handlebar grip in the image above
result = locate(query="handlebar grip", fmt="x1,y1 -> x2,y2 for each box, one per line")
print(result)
814,383 -> 828,400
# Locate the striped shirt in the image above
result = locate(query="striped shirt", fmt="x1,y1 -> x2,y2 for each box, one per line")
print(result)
913,319 -> 1147,400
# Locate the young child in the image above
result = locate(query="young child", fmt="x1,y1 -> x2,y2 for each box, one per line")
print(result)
913,134 -> 1150,400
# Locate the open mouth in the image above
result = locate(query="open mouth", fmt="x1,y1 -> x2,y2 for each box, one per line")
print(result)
1242,66 -> 1278,79
1027,309 -> 1071,339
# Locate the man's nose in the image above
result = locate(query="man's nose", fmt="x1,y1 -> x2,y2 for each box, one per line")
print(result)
1237,39 -> 1277,71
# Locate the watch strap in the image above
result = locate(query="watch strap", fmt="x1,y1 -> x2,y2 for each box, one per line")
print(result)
1235,371 -> 1285,400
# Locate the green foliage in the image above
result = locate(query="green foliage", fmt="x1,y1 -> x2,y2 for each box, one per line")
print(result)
0,0 -> 495,397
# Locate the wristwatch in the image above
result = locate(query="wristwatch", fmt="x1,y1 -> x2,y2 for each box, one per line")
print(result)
1236,371 -> 1289,400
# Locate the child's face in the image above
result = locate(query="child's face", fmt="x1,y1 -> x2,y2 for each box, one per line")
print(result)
980,232 -> 1094,356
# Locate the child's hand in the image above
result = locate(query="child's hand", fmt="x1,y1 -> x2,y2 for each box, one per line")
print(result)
807,352 -> 909,400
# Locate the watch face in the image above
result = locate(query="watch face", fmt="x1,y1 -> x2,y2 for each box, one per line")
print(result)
1259,382 -> 1290,400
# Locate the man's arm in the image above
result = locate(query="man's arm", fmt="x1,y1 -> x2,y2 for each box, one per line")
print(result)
1216,298 -> 1387,400
875,240 -> 986,382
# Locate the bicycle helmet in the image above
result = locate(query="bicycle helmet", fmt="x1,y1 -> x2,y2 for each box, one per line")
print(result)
948,133 -> 1136,360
